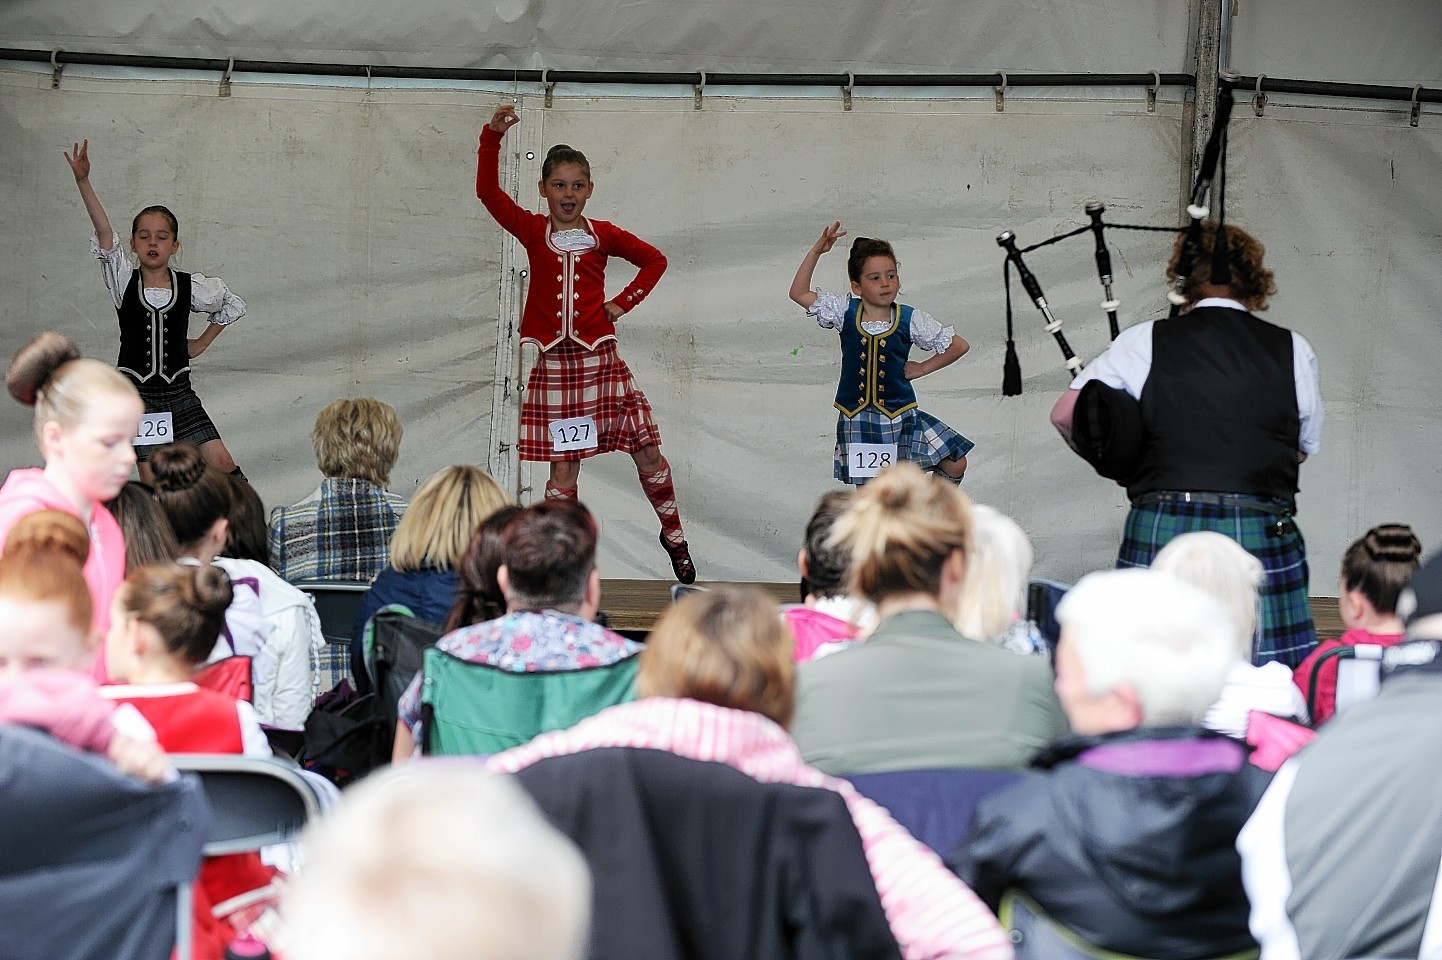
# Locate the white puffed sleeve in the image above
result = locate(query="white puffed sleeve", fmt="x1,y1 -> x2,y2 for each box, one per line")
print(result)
89,232 -> 133,309
806,289 -> 851,331
908,309 -> 958,353
189,273 -> 246,326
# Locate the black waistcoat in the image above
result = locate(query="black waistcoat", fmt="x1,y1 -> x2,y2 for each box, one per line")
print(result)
116,269 -> 192,385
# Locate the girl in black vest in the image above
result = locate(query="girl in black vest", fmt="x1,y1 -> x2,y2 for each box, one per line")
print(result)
65,139 -> 246,483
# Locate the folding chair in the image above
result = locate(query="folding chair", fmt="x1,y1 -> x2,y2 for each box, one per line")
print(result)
844,767 -> 1026,855
1027,578 -> 1070,656
295,580 -> 370,692
0,724 -> 210,960
1305,643 -> 1385,722
420,648 -> 639,756
170,754 -> 324,855
999,889 -> 1260,960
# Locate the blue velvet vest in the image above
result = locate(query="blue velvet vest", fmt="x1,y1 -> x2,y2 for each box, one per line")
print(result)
834,300 -> 918,418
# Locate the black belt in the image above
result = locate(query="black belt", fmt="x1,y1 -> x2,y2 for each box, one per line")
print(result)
1131,491 -> 1295,517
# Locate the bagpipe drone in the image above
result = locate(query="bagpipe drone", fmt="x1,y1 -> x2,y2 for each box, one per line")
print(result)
998,86 -> 1237,395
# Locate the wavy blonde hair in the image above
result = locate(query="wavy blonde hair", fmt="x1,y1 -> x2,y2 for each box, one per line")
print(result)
389,466 -> 513,572
312,398 -> 403,487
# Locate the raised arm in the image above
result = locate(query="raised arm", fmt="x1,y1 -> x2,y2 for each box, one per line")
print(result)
65,139 -> 116,250
789,221 -> 847,310
476,104 -> 540,244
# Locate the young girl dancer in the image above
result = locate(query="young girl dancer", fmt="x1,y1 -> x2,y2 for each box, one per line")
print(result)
1,332 -> 142,638
1293,523 -> 1422,725
65,139 -> 246,481
478,104 -> 695,583
790,222 -> 974,485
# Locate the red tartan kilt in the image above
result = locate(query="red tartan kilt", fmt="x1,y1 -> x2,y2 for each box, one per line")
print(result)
519,339 -> 662,462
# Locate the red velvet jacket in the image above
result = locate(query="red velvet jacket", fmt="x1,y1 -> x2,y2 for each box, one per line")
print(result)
477,127 -> 667,351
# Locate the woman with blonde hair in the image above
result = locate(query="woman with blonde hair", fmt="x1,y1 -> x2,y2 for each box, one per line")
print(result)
351,465 -> 513,690
954,503 -> 1049,658
790,462 -> 1066,774
487,586 -> 1011,960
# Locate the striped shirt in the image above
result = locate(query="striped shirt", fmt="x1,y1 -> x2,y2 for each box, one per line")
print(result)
489,697 -> 1013,960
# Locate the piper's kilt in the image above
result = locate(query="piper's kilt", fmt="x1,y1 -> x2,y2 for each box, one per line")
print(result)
130,375 -> 222,462
519,339 -> 661,462
1118,499 -> 1317,668
833,407 -> 974,485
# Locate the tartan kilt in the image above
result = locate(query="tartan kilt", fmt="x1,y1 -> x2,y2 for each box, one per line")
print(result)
519,339 -> 661,462
130,375 -> 222,462
833,407 -> 975,485
1118,500 -> 1317,668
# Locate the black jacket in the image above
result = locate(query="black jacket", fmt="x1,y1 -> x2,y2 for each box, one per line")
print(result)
515,746 -> 902,960
947,727 -> 1269,959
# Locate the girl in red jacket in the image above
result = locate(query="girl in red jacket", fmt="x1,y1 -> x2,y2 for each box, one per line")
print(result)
478,104 -> 694,584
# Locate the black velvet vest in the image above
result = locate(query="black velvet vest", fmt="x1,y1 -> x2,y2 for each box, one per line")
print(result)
116,269 -> 192,385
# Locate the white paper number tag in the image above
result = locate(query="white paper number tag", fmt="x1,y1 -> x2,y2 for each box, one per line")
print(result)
848,442 -> 898,478
549,415 -> 599,452
133,412 -> 174,446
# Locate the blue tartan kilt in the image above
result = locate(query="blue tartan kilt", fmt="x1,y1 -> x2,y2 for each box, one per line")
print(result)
1119,500 -> 1317,668
834,408 -> 975,485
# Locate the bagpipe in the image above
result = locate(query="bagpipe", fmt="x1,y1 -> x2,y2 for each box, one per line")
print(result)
998,87 -> 1236,395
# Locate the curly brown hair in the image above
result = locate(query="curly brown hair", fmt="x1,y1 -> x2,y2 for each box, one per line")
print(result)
1166,223 -> 1277,311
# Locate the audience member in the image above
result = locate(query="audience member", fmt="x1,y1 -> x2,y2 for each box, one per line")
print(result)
955,504 -> 1048,658
1152,532 -> 1308,739
1291,523 -> 1420,725
268,397 -> 407,582
0,331 -> 142,639
489,586 -> 1012,960
785,490 -> 877,662
280,765 -> 590,960
392,500 -> 640,759
106,480 -> 181,571
791,463 -> 1066,774
150,442 -> 322,729
443,504 -> 523,632
351,465 -> 513,689
950,568 -> 1265,959
1240,553 -> 1442,960
220,473 -> 271,565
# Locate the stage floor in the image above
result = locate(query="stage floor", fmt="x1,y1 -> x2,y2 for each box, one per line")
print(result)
602,579 -> 1345,639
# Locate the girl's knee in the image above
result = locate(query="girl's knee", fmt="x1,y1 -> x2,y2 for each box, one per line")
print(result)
201,440 -> 237,474
631,445 -> 663,473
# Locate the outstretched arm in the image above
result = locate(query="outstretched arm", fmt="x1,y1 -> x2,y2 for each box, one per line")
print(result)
476,104 -> 539,243
904,334 -> 970,381
65,139 -> 115,250
789,221 -> 847,310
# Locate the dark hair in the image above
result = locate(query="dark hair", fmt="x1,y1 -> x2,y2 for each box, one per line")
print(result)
106,481 -> 180,571
801,491 -> 854,601
220,474 -> 269,565
846,237 -> 898,283
444,504 -> 522,632
1167,223 -> 1277,310
541,144 -> 591,181
499,500 -> 597,612
1341,523 -> 1423,615
6,331 -> 79,406
131,205 -> 179,238
118,563 -> 232,666
150,442 -> 233,549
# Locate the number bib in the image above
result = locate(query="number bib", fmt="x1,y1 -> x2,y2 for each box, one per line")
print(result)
849,442 -> 898,478
549,416 -> 599,452
134,412 -> 174,446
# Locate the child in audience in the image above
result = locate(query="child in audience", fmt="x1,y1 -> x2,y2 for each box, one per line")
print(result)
1293,523 -> 1421,725
221,473 -> 271,565
1,331 -> 143,639
956,504 -> 1049,659
479,104 -> 694,584
444,505 -> 524,632
0,511 -> 168,782
65,139 -> 246,479
786,490 -> 875,661
106,480 -> 181,571
789,224 -> 973,484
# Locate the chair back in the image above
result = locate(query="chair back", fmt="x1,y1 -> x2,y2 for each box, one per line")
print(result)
366,605 -> 445,728
1001,889 -> 1259,960
0,724 -> 210,960
193,655 -> 254,703
420,649 -> 639,756
296,581 -> 370,692
1027,578 -> 1070,656
170,754 -> 322,856
844,767 -> 1027,855
1305,644 -> 1385,720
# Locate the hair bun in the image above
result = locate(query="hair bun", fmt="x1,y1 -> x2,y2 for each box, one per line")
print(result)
7,332 -> 81,407
1367,524 -> 1422,564
176,564 -> 233,617
149,442 -> 209,493
4,510 -> 90,567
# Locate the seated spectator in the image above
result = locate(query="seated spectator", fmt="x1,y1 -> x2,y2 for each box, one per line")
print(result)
351,465 -> 513,690
269,397 -> 407,582
279,764 -> 590,960
955,504 -> 1049,659
785,489 -> 877,662
790,463 -> 1066,774
105,480 -> 180,571
1240,553 -> 1442,960
220,473 -> 271,565
950,568 -> 1265,959
0,511 -> 168,782
488,586 -> 1011,960
1292,523 -> 1420,725
150,442 -> 322,730
443,505 -> 523,632
392,500 -> 641,759
1152,532 -> 1309,741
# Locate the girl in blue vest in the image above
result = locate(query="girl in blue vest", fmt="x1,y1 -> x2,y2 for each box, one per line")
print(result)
65,139 -> 246,483
790,222 -> 973,485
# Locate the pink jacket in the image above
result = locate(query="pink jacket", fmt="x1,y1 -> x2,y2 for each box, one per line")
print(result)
0,468 -> 126,671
